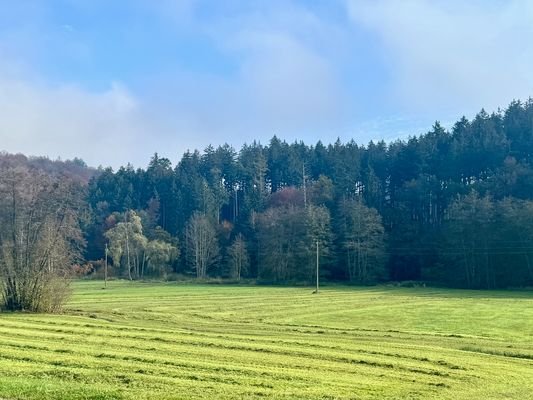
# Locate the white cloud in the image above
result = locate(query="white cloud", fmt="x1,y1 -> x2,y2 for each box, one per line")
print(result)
346,0 -> 533,115
133,1 -> 352,150
238,31 -> 343,132
0,1 -> 352,167
137,28 -> 346,154
4,0 -> 533,170
0,74 -> 152,168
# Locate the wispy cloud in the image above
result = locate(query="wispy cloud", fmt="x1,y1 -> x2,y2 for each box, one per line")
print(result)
1,1 -> 532,168
0,1 -> 352,167
0,75 -> 149,167
346,0 -> 533,115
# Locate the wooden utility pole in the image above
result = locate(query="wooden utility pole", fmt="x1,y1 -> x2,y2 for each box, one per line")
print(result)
104,243 -> 108,289
316,240 -> 319,293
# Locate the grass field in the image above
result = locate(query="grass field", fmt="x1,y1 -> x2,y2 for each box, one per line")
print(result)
0,282 -> 532,399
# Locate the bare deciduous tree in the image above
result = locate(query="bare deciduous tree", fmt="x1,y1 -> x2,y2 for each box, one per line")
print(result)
185,212 -> 219,279
228,234 -> 249,280
0,166 -> 84,312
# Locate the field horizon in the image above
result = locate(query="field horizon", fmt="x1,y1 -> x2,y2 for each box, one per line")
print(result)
0,281 -> 532,399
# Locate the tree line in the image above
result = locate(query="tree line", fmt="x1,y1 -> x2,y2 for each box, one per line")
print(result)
85,99 -> 533,289
3,99 -> 533,311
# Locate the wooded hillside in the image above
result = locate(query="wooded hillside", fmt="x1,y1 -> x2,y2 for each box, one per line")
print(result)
5,100 -> 533,289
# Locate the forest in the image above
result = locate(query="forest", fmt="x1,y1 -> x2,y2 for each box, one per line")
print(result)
3,99 -> 533,308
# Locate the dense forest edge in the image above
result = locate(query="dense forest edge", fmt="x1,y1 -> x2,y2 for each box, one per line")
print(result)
3,99 -> 533,310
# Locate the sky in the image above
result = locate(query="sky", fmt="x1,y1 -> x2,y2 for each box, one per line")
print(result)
1,0 -> 533,169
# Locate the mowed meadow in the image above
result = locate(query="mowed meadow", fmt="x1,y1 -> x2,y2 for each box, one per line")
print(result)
0,282 -> 532,400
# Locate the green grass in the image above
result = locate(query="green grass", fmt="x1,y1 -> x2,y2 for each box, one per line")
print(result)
1,281 -> 533,399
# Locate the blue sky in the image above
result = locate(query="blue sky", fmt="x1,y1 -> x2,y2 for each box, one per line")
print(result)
1,0 -> 533,168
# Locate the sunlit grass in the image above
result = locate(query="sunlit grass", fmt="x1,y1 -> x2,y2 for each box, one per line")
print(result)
0,281 -> 532,399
